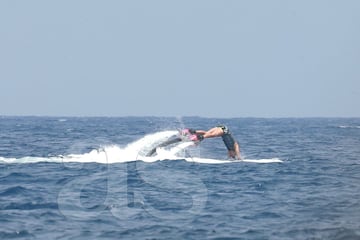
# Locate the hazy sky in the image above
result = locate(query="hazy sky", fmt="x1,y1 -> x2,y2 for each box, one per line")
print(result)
1,0 -> 359,117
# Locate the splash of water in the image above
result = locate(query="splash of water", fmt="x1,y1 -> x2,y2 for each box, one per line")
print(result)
0,131 -> 282,164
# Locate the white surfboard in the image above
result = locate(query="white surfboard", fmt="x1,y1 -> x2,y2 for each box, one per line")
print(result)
184,157 -> 283,164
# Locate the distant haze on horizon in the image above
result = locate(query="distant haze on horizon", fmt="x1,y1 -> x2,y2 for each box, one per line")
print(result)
1,1 -> 359,118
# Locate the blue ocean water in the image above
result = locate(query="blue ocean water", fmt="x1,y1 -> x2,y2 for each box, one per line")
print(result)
1,116 -> 360,239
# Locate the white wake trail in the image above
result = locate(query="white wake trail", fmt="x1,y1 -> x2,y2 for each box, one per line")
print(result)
0,131 -> 283,164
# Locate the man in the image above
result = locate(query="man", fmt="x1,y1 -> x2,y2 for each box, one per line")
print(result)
146,125 -> 241,160
185,125 -> 242,160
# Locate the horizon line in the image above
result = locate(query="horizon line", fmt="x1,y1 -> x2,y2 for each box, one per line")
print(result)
1,114 -> 360,119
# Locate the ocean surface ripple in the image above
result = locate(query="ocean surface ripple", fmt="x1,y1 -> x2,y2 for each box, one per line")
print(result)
1,117 -> 360,239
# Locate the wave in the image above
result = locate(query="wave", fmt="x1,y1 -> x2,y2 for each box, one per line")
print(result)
0,131 -> 282,164
338,125 -> 360,129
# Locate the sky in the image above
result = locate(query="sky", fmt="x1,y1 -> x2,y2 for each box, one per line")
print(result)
0,0 -> 359,118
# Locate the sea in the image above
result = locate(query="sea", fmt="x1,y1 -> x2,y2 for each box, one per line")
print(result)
0,116 -> 360,240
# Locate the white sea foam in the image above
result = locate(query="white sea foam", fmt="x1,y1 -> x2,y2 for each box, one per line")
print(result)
338,125 -> 360,129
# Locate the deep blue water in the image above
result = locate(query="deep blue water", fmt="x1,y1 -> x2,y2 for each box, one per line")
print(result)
1,116 -> 360,239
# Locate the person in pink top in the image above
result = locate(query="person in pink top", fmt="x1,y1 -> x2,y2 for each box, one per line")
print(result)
182,125 -> 241,160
